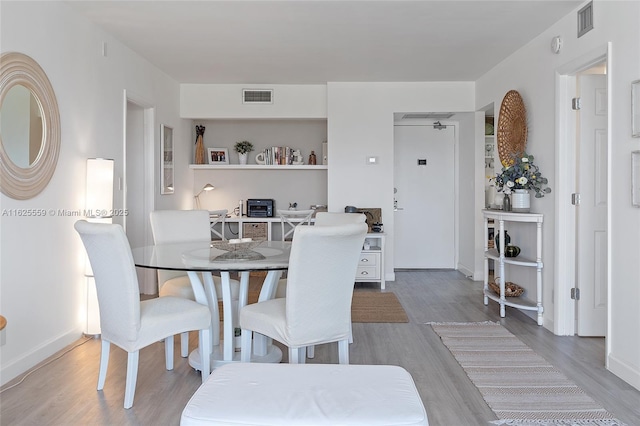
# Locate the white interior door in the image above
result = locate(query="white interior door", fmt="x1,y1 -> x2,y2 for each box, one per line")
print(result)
394,124 -> 455,268
576,73 -> 608,336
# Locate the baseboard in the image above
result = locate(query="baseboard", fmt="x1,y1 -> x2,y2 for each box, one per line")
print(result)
385,271 -> 396,283
0,329 -> 81,386
457,264 -> 475,280
608,352 -> 640,392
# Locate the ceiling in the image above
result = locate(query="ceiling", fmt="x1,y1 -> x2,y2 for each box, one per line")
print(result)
67,1 -> 582,84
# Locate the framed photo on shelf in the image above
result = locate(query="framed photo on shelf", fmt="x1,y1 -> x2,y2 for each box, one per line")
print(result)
208,148 -> 229,165
160,124 -> 174,194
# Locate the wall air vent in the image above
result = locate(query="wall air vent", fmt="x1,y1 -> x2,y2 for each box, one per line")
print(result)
577,1 -> 594,38
243,89 -> 273,104
401,113 -> 454,120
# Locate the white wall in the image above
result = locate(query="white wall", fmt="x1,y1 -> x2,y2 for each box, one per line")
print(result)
454,112 -> 486,279
326,82 -> 476,281
181,84 -> 327,119
475,0 -> 640,390
0,1 -> 190,385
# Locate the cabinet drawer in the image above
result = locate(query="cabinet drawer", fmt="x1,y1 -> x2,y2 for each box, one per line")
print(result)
358,252 -> 379,267
356,266 -> 380,280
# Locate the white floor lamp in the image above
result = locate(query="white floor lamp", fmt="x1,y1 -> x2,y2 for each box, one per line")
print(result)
84,158 -> 114,337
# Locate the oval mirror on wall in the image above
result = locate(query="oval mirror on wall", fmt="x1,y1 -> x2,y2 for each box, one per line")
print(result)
0,52 -> 60,199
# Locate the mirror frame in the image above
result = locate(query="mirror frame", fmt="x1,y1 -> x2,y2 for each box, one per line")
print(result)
0,52 -> 60,199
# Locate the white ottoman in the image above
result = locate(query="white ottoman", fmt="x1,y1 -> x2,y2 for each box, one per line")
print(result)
181,363 -> 428,426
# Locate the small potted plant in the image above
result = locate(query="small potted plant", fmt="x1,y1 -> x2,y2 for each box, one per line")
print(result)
234,140 -> 254,165
494,152 -> 551,212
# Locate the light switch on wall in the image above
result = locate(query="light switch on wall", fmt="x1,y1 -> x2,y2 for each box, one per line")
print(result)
366,156 -> 378,165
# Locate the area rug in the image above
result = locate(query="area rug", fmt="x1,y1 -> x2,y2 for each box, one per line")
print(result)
350,291 -> 409,323
242,289 -> 408,323
429,322 -> 625,426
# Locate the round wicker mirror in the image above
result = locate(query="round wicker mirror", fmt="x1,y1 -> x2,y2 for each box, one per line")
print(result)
0,52 -> 60,199
496,90 -> 527,167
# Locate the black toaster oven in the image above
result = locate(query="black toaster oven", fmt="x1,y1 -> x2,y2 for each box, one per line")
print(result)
247,199 -> 275,217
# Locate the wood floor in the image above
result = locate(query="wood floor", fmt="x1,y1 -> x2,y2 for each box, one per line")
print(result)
2,270 -> 639,425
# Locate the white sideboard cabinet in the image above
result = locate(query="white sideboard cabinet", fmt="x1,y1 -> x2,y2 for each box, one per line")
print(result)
356,234 -> 385,289
482,210 -> 544,325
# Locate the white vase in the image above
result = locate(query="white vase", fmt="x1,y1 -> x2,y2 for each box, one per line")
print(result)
512,189 -> 531,213
238,152 -> 248,165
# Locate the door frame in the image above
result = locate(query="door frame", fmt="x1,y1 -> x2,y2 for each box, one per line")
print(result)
554,44 -> 611,345
123,90 -> 155,292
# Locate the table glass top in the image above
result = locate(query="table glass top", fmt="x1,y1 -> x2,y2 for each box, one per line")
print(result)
131,240 -> 291,272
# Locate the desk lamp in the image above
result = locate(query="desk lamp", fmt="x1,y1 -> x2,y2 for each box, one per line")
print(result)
194,183 -> 215,209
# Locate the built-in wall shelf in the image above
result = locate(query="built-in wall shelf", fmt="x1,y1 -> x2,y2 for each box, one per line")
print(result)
190,164 -> 328,170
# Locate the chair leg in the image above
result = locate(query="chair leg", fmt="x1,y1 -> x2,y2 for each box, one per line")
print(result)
165,335 -> 174,370
338,339 -> 349,365
181,332 -> 189,357
289,347 -> 305,364
124,351 -> 139,409
307,345 -> 315,358
97,340 -> 110,390
240,329 -> 252,362
199,328 -> 210,382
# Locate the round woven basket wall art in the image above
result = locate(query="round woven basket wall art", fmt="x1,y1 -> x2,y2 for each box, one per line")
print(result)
497,90 -> 527,167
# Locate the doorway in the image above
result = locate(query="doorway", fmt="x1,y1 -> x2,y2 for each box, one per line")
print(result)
393,123 -> 456,269
555,45 -> 610,341
575,67 -> 608,336
124,92 -> 155,294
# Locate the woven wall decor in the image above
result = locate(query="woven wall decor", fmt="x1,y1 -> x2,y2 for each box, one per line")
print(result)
497,90 -> 527,167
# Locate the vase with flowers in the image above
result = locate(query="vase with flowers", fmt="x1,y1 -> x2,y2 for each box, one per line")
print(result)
494,152 -> 551,212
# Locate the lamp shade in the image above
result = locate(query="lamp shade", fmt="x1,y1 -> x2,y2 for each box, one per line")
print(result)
84,158 -> 114,336
86,158 -> 114,217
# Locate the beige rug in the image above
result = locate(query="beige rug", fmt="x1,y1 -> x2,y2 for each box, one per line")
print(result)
430,322 -> 624,426
240,289 -> 408,323
351,291 -> 409,323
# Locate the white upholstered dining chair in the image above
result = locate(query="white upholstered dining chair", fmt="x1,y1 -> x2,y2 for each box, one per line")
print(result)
149,210 -> 240,357
240,222 -> 368,364
74,220 -> 211,409
314,211 -> 367,226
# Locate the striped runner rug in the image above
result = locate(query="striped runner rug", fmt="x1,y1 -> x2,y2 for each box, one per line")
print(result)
430,322 -> 626,426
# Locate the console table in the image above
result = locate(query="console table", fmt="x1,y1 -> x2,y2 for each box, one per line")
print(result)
482,210 -> 544,325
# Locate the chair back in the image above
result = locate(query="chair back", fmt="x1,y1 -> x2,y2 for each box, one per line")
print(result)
150,210 -> 212,289
314,212 -> 366,226
209,209 -> 228,240
278,209 -> 314,241
285,223 -> 368,345
74,220 -> 141,344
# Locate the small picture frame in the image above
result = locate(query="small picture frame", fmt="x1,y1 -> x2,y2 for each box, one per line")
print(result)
160,124 -> 174,194
632,80 -> 640,137
208,148 -> 229,165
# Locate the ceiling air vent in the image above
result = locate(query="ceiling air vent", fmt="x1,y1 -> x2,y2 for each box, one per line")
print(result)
243,89 -> 273,104
401,112 -> 454,120
577,1 -> 594,38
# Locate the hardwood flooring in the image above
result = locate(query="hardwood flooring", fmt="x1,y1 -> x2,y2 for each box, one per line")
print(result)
1,270 -> 639,425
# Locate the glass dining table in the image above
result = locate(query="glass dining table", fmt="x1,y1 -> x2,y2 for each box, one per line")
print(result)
131,239 -> 291,371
